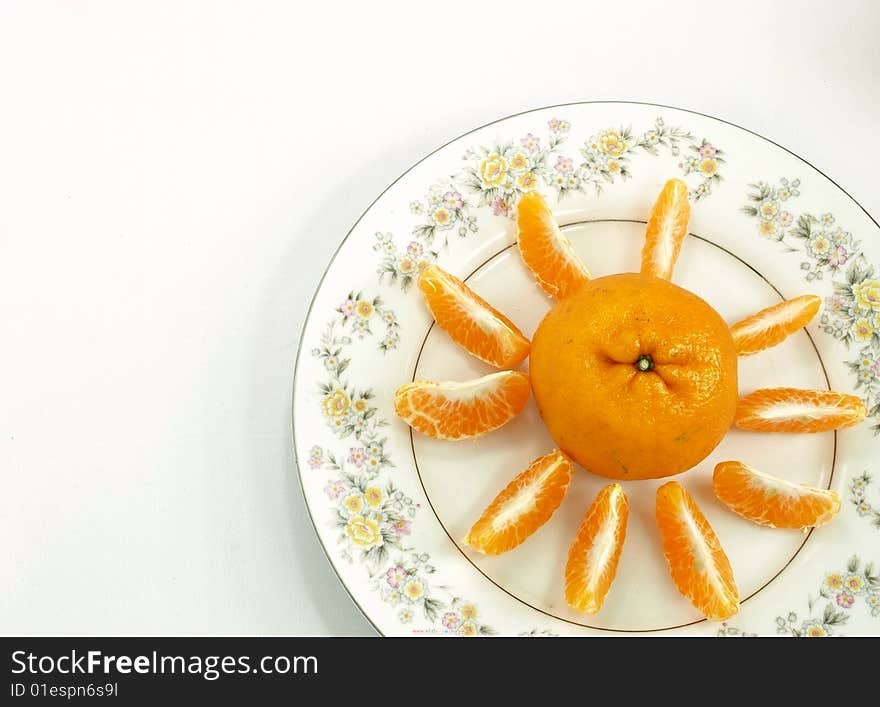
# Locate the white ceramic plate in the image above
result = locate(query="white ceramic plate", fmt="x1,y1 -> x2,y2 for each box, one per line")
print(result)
293,102 -> 880,636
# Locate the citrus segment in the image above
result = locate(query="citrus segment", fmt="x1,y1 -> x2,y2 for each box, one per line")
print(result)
394,371 -> 530,440
641,178 -> 691,280
656,481 -> 739,621
713,461 -> 840,529
735,388 -> 867,433
730,295 -> 821,356
464,451 -> 573,555
516,190 -> 590,299
418,264 -> 530,368
564,484 -> 629,614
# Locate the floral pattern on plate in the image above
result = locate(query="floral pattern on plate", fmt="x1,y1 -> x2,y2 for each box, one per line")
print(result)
775,557 -> 880,636
376,115 -> 726,292
743,178 -> 880,433
849,473 -> 880,528
310,290 -> 495,635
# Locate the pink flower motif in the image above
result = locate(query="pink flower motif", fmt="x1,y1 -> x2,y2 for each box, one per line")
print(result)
441,612 -> 461,630
323,480 -> 346,499
491,197 -> 509,217
829,245 -> 849,267
443,191 -> 464,210
308,457 -> 322,470
778,211 -> 793,227
554,156 -> 574,174
392,519 -> 411,536
836,591 -> 855,608
348,447 -> 367,467
699,143 -> 716,158
521,133 -> 540,152
548,118 -> 561,132
339,299 -> 357,317
385,565 -> 406,588
406,240 -> 423,257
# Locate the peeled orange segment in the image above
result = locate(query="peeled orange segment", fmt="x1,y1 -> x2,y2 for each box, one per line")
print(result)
565,484 -> 629,614
641,178 -> 691,280
656,481 -> 739,621
735,388 -> 867,433
394,370 -> 529,441
516,191 -> 590,299
417,264 -> 530,368
464,450 -> 573,555
731,295 -> 822,356
713,461 -> 841,529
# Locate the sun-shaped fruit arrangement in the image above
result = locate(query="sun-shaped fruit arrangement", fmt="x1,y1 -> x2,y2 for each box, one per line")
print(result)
393,179 -> 867,621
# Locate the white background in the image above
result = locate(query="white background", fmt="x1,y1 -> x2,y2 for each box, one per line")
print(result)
2,0 -> 878,635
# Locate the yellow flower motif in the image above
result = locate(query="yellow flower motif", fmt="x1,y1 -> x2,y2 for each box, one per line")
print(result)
432,207 -> 452,226
845,574 -> 865,593
805,624 -> 828,638
758,220 -> 778,237
700,157 -> 718,176
479,154 -> 509,188
854,318 -> 875,342
516,172 -> 538,190
402,578 -> 425,602
459,620 -> 478,636
356,300 -> 374,318
825,573 -> 843,591
460,604 -> 478,620
364,486 -> 384,508
809,235 -> 831,255
353,399 -> 368,413
398,256 -> 417,274
322,389 -> 350,418
509,152 -> 529,172
597,129 -> 628,157
344,515 -> 382,548
606,159 -> 622,174
853,280 -> 880,311
342,493 -> 364,515
759,201 -> 779,220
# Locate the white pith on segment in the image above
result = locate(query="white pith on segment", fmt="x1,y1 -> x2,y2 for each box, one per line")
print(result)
744,462 -> 828,498
584,486 -> 623,593
547,221 -> 590,279
650,212 -> 678,277
732,299 -> 801,338
446,275 -> 510,335
490,456 -> 566,532
751,399 -> 851,422
416,370 -> 515,402
678,499 -> 731,603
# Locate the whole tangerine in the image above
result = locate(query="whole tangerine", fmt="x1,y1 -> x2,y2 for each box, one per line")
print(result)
529,272 -> 738,480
